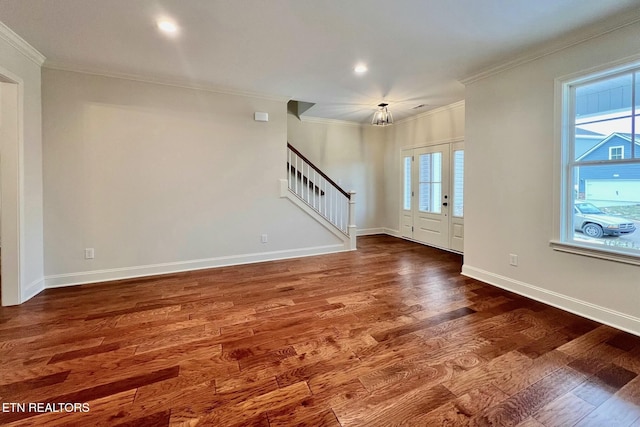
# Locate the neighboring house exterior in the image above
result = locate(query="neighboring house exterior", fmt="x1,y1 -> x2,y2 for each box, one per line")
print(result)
575,128 -> 608,159
576,132 -> 640,202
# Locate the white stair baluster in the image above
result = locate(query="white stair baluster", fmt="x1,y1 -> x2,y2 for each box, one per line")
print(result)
285,144 -> 355,243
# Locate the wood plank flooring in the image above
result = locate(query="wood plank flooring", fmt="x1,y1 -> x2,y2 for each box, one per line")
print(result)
1,235 -> 639,426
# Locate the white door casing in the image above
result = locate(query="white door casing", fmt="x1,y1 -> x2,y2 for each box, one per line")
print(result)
401,141 -> 464,252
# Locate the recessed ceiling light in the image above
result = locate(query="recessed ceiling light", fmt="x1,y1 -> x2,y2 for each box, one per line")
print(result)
157,20 -> 178,35
354,64 -> 368,74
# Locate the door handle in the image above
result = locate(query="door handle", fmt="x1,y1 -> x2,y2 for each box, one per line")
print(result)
442,202 -> 448,206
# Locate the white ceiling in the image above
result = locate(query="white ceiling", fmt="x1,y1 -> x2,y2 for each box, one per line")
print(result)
1,0 -> 639,123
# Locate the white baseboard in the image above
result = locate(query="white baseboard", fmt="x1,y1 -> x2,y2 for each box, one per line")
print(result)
357,228 -> 386,236
23,277 -> 45,302
462,264 -> 640,336
319,226 -> 398,237
357,228 -> 400,237
40,229 -> 447,291
383,228 -> 401,237
45,244 -> 346,289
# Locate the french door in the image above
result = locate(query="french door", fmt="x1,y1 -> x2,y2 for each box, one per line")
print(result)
401,142 -> 464,252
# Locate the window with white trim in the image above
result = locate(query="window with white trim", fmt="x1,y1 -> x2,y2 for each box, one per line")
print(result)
557,63 -> 640,262
609,146 -> 624,160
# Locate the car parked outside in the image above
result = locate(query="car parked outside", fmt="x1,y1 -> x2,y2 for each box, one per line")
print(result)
574,201 -> 637,238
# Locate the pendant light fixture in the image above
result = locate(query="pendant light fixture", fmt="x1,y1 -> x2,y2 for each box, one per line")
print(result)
371,103 -> 393,126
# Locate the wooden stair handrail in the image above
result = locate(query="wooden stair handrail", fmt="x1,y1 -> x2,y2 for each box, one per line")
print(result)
287,143 -> 351,199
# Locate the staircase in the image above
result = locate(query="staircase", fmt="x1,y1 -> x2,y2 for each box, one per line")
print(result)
281,143 -> 356,250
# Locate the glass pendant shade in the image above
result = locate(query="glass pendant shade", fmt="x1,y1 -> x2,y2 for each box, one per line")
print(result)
372,103 -> 393,126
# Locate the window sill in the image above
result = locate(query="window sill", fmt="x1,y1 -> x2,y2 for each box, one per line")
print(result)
550,240 -> 640,266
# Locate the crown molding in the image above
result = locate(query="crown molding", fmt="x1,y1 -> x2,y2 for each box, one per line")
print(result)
460,8 -> 640,86
297,103 -> 467,127
298,115 -> 363,127
0,21 -> 46,66
395,100 -> 465,125
43,61 -> 291,102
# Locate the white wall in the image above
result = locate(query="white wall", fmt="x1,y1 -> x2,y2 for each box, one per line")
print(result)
463,22 -> 640,334
287,115 -> 386,233
382,102 -> 465,232
42,69 -> 343,286
0,27 -> 45,304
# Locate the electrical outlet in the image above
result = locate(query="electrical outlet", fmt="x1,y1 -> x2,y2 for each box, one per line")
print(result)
509,254 -> 518,266
85,248 -> 95,259
261,234 -> 268,243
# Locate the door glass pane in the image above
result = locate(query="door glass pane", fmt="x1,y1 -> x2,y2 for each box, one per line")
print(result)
431,153 -> 442,214
419,183 -> 431,211
418,152 -> 442,213
572,164 -> 640,252
432,153 -> 442,181
453,150 -> 464,217
574,73 -> 632,161
432,183 -> 442,214
403,156 -> 411,210
419,153 -> 431,182
419,154 -> 431,212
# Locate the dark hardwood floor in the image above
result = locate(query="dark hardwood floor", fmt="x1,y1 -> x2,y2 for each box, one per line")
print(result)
0,235 -> 639,426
